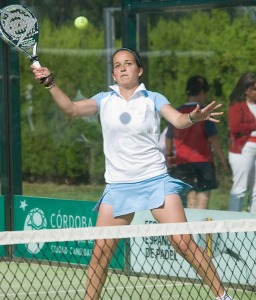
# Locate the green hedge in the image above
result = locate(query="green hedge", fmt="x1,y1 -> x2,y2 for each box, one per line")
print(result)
20,9 -> 256,183
20,18 -> 105,184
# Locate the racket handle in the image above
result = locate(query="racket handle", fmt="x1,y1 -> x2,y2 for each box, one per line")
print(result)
30,56 -> 48,84
30,55 -> 41,68
32,60 -> 41,68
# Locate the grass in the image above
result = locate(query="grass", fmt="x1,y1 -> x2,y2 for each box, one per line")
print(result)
22,182 -> 104,202
22,173 -> 236,211
210,172 -> 232,211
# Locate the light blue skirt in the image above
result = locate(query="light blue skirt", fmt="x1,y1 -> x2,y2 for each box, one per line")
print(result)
93,173 -> 192,217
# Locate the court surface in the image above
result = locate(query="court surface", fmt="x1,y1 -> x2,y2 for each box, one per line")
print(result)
0,262 -> 254,300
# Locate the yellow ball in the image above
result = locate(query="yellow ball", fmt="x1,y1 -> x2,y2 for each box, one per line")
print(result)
74,16 -> 88,30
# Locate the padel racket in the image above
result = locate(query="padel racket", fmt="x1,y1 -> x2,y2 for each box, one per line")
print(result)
0,4 -> 40,67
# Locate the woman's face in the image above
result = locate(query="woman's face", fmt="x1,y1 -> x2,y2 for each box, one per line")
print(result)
245,84 -> 256,103
112,50 -> 143,88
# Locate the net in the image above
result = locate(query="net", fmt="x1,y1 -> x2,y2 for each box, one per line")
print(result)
0,218 -> 255,300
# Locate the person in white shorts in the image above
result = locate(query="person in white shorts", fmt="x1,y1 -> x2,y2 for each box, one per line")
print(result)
31,47 -> 233,300
228,72 -> 256,212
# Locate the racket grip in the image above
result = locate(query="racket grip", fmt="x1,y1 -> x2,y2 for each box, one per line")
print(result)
32,60 -> 41,68
30,58 -> 44,82
30,55 -> 41,68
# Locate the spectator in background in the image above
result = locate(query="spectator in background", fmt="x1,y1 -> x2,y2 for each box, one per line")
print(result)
228,72 -> 256,212
166,76 -> 228,209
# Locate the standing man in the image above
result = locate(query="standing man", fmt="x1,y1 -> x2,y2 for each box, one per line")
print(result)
166,76 -> 228,209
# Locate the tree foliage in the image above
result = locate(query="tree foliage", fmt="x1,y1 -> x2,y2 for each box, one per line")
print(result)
24,0 -> 121,27
19,7 -> 256,183
148,8 -> 256,162
20,18 -> 105,184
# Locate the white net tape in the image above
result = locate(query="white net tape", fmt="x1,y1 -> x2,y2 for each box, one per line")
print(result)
1,218 -> 256,245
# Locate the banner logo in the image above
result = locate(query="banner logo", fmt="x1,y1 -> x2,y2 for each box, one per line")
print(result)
24,208 -> 47,254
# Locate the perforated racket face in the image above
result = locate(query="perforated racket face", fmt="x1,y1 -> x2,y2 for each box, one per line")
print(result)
0,5 -> 38,51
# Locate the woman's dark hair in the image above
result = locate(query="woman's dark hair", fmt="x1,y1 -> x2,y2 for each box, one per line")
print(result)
186,76 -> 209,96
229,72 -> 256,104
112,47 -> 143,68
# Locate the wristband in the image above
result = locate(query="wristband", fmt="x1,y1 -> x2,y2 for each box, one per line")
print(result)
44,78 -> 56,89
40,73 -> 55,89
188,113 -> 196,124
166,153 -> 174,157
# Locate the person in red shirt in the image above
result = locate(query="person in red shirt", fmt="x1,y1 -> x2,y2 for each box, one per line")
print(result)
228,72 -> 256,212
166,76 -> 228,209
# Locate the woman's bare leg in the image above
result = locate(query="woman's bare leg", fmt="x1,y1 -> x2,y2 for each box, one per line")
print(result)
197,190 -> 210,209
187,190 -> 198,208
187,190 -> 210,209
151,194 -> 225,298
85,204 -> 134,300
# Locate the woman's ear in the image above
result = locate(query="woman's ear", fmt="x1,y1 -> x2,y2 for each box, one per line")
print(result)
112,73 -> 116,82
138,67 -> 143,77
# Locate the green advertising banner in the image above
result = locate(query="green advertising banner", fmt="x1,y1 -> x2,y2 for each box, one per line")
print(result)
13,196 -> 124,269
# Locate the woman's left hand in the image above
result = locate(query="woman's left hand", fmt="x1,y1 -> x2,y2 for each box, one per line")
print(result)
190,101 -> 223,123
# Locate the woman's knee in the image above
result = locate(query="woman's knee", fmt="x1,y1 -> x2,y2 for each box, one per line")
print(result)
90,239 -> 118,266
170,235 -> 194,257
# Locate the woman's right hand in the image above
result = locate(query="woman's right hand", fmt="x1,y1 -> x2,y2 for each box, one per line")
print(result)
31,65 -> 55,88
31,65 -> 51,82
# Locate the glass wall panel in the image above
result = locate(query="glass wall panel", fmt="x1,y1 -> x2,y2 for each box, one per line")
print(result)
17,0 -> 121,201
138,6 -> 256,210
2,1 -> 254,210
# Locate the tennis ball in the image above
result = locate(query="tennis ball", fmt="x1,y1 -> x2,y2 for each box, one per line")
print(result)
74,16 -> 88,30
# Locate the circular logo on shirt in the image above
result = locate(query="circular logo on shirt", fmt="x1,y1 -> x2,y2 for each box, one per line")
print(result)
119,112 -> 131,124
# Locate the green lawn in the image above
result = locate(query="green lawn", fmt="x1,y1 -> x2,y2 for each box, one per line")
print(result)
22,182 -> 104,202
21,173 -> 238,211
210,172 -> 232,211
